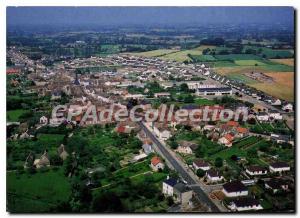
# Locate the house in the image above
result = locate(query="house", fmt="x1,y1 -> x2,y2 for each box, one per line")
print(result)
33,150 -> 50,168
142,139 -> 154,155
282,103 -> 293,112
271,99 -> 282,106
196,87 -> 232,96
162,177 -> 177,196
150,156 -> 165,171
206,169 -> 224,183
222,181 -> 248,197
153,124 -> 171,141
236,127 -> 249,138
269,162 -> 290,173
268,110 -> 283,120
218,133 -> 234,147
270,134 -> 293,145
24,152 -> 35,169
228,198 -> 263,211
57,144 -> 69,160
173,183 -> 193,205
51,90 -> 62,100
39,116 -> 48,125
154,92 -> 171,98
256,112 -> 269,122
246,166 -> 268,176
176,141 -> 198,154
265,179 -> 289,193
227,121 -> 239,128
193,159 -> 210,171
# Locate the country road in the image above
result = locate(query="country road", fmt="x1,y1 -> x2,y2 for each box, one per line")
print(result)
138,121 -> 225,212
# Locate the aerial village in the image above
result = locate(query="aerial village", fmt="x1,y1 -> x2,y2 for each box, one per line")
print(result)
7,47 -> 295,212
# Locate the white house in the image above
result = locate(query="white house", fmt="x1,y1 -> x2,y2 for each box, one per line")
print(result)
39,116 -> 48,125
162,178 -> 177,196
222,181 -> 248,197
154,92 -> 171,98
153,124 -> 171,141
264,180 -> 289,194
228,198 -> 263,212
256,112 -> 269,122
206,169 -> 224,183
268,110 -> 282,120
246,166 -> 268,176
282,103 -> 293,112
218,134 -> 234,147
176,141 -> 198,154
271,99 -> 282,106
269,162 -> 290,173
150,156 -> 165,171
193,159 -> 210,171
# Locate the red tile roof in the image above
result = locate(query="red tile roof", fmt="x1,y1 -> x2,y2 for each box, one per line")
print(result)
151,156 -> 162,166
226,121 -> 239,127
224,134 -> 234,142
237,127 -> 248,134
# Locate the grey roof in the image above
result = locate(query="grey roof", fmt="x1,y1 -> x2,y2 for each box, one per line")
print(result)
198,87 -> 232,92
174,183 -> 191,193
164,178 -> 177,187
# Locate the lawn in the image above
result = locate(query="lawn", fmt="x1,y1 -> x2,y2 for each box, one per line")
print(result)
7,169 -> 71,213
7,109 -> 29,122
235,60 -> 267,66
194,98 -> 215,106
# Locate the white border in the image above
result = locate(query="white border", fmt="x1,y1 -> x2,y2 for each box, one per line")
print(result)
1,1 -> 299,217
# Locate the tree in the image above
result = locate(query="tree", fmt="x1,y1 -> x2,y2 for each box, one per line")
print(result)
215,157 -> 223,168
92,191 -> 124,212
180,83 -> 189,93
196,169 -> 206,177
195,145 -> 205,158
183,95 -> 195,103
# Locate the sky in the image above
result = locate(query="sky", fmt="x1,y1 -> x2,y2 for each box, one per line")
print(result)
7,7 -> 294,27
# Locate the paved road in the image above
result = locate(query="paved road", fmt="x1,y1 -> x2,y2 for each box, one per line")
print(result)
138,121 -> 221,212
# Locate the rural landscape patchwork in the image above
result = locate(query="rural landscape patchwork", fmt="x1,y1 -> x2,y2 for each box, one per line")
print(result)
6,7 -> 295,213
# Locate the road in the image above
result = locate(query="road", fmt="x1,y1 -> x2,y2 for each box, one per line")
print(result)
138,121 -> 222,212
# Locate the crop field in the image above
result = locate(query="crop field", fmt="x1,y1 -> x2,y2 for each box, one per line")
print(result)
129,49 -> 178,57
249,72 -> 294,101
270,58 -> 294,66
160,49 -> 202,62
214,54 -> 263,61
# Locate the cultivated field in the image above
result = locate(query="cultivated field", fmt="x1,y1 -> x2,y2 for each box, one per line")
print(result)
249,72 -> 294,101
270,58 -> 294,66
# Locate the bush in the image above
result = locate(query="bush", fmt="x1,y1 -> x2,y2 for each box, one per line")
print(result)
215,157 -> 223,168
196,169 -> 206,177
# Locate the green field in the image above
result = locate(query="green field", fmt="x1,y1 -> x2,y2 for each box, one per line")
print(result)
7,109 -> 29,122
7,169 -> 71,213
214,54 -> 263,61
235,60 -> 267,66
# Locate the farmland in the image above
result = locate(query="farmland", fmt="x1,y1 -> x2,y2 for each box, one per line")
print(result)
248,72 -> 294,101
7,169 -> 71,213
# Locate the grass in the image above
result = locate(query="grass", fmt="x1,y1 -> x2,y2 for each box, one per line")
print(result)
235,60 -> 267,66
194,98 -> 215,106
7,109 -> 29,122
161,49 -> 202,62
7,169 -> 71,213
226,73 -> 257,84
214,54 -> 263,61
129,49 -> 177,57
270,58 -> 294,66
